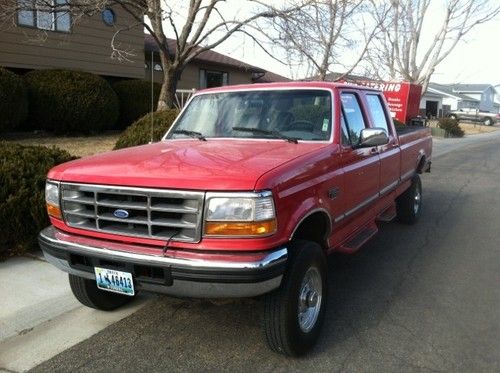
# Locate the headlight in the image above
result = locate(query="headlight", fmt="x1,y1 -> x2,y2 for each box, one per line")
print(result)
45,181 -> 61,219
204,192 -> 277,237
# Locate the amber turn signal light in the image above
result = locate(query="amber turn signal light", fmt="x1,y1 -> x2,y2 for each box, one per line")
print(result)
46,203 -> 62,219
205,219 -> 277,236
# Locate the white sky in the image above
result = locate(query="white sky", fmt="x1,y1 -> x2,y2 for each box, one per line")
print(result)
164,1 -> 500,85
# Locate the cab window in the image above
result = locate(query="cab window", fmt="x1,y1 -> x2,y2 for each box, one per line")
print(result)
340,93 -> 366,145
366,94 -> 390,135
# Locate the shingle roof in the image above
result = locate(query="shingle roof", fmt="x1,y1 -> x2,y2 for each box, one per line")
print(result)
452,84 -> 493,93
252,70 -> 291,83
144,34 -> 265,73
427,83 -> 480,102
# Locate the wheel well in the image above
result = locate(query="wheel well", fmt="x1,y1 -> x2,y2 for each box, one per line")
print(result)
417,155 -> 426,174
291,211 -> 330,251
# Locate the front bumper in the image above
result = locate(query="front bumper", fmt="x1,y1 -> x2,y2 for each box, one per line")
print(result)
39,226 -> 287,298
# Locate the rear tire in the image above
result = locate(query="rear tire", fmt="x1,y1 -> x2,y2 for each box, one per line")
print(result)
69,274 -> 134,311
483,117 -> 493,126
263,240 -> 327,356
396,175 -> 422,225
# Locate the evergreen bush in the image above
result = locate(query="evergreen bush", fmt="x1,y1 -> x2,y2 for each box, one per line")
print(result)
0,142 -> 75,259
114,109 -> 179,150
0,67 -> 28,132
438,117 -> 464,137
112,79 -> 161,128
25,69 -> 119,134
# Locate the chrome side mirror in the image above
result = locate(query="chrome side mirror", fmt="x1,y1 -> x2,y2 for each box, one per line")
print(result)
357,128 -> 389,148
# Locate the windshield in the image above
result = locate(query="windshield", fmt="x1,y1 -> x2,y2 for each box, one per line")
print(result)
166,89 -> 332,141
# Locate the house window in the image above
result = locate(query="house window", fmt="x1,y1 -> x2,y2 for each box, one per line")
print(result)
199,69 -> 229,89
17,0 -> 71,33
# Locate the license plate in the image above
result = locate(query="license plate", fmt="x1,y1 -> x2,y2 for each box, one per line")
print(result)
94,267 -> 135,296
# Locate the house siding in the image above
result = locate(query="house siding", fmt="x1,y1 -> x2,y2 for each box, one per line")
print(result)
145,60 -> 253,90
0,6 -> 144,79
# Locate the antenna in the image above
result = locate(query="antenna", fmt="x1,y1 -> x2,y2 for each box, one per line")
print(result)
150,50 -> 154,144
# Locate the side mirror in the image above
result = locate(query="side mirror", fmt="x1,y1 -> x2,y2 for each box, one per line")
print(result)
357,128 -> 389,148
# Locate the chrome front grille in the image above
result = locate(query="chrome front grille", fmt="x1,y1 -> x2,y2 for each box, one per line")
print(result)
60,183 -> 204,242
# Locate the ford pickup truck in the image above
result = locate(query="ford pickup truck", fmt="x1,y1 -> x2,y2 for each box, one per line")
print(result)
39,82 -> 432,356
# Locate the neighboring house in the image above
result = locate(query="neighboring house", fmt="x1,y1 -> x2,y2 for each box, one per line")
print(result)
0,4 -> 144,79
493,84 -> 500,113
420,83 -> 498,117
144,35 -> 289,90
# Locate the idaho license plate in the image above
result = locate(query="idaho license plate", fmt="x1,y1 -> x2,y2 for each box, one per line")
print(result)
94,267 -> 135,296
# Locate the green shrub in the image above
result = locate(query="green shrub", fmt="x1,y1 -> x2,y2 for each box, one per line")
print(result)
114,109 -> 179,150
393,119 -> 406,127
0,67 -> 28,132
112,79 -> 161,128
438,117 -> 464,137
25,69 -> 119,134
0,142 -> 75,259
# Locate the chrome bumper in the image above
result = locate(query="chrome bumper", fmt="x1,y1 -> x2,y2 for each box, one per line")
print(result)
38,226 -> 287,298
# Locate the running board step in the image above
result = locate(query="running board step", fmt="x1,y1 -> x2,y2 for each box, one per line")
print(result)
377,204 -> 397,222
338,224 -> 378,254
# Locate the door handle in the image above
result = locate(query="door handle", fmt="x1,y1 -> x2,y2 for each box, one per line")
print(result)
370,148 -> 379,154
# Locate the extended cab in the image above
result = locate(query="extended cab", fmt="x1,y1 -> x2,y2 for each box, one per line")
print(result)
39,82 -> 432,356
448,108 -> 500,126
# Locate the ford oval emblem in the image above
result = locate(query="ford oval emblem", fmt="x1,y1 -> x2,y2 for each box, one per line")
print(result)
113,209 -> 129,219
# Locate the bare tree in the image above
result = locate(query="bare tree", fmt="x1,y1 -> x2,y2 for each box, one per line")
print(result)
367,0 -> 500,93
264,0 -> 387,81
1,0 -> 304,109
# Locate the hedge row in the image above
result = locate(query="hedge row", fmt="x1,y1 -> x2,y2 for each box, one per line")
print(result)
0,142 -> 75,259
0,68 -> 28,132
0,68 -> 162,134
25,69 -> 119,134
112,79 -> 162,128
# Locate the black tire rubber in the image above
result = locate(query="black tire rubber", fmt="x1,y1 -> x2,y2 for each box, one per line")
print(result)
396,174 -> 422,225
263,240 -> 328,356
69,274 -> 134,311
483,117 -> 493,126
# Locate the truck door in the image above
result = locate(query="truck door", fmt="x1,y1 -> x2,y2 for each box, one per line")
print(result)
338,92 -> 380,220
365,93 -> 401,196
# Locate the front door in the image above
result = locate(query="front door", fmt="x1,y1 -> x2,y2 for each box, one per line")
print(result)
338,92 -> 380,220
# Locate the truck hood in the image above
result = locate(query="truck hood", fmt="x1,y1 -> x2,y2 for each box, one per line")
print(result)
48,139 -> 329,190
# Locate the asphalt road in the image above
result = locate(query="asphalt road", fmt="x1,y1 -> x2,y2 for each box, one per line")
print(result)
31,136 -> 500,373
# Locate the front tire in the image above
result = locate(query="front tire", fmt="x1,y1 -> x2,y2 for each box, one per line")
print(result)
483,117 -> 493,126
69,274 -> 134,311
396,175 -> 422,224
263,240 -> 327,356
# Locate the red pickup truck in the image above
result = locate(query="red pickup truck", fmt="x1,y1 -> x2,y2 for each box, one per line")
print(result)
39,82 -> 431,356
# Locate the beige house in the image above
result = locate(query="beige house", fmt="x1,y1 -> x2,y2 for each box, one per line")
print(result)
0,3 -> 288,88
144,35 -> 288,90
0,4 -> 144,79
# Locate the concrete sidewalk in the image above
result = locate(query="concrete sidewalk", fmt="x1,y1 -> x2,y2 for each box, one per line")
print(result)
0,255 -> 151,372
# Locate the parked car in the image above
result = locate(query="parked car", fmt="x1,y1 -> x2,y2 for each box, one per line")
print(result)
448,108 -> 499,126
39,82 -> 432,356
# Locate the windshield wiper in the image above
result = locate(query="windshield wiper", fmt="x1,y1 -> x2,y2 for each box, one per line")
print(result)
232,127 -> 299,144
172,129 -> 206,141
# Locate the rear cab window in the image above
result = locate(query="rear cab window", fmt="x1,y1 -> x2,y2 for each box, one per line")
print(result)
365,94 -> 391,136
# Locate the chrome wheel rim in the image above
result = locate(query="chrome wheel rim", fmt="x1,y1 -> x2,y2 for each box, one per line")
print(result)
414,186 -> 421,214
298,267 -> 322,333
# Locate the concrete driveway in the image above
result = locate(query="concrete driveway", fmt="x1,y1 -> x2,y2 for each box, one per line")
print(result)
3,132 -> 500,372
